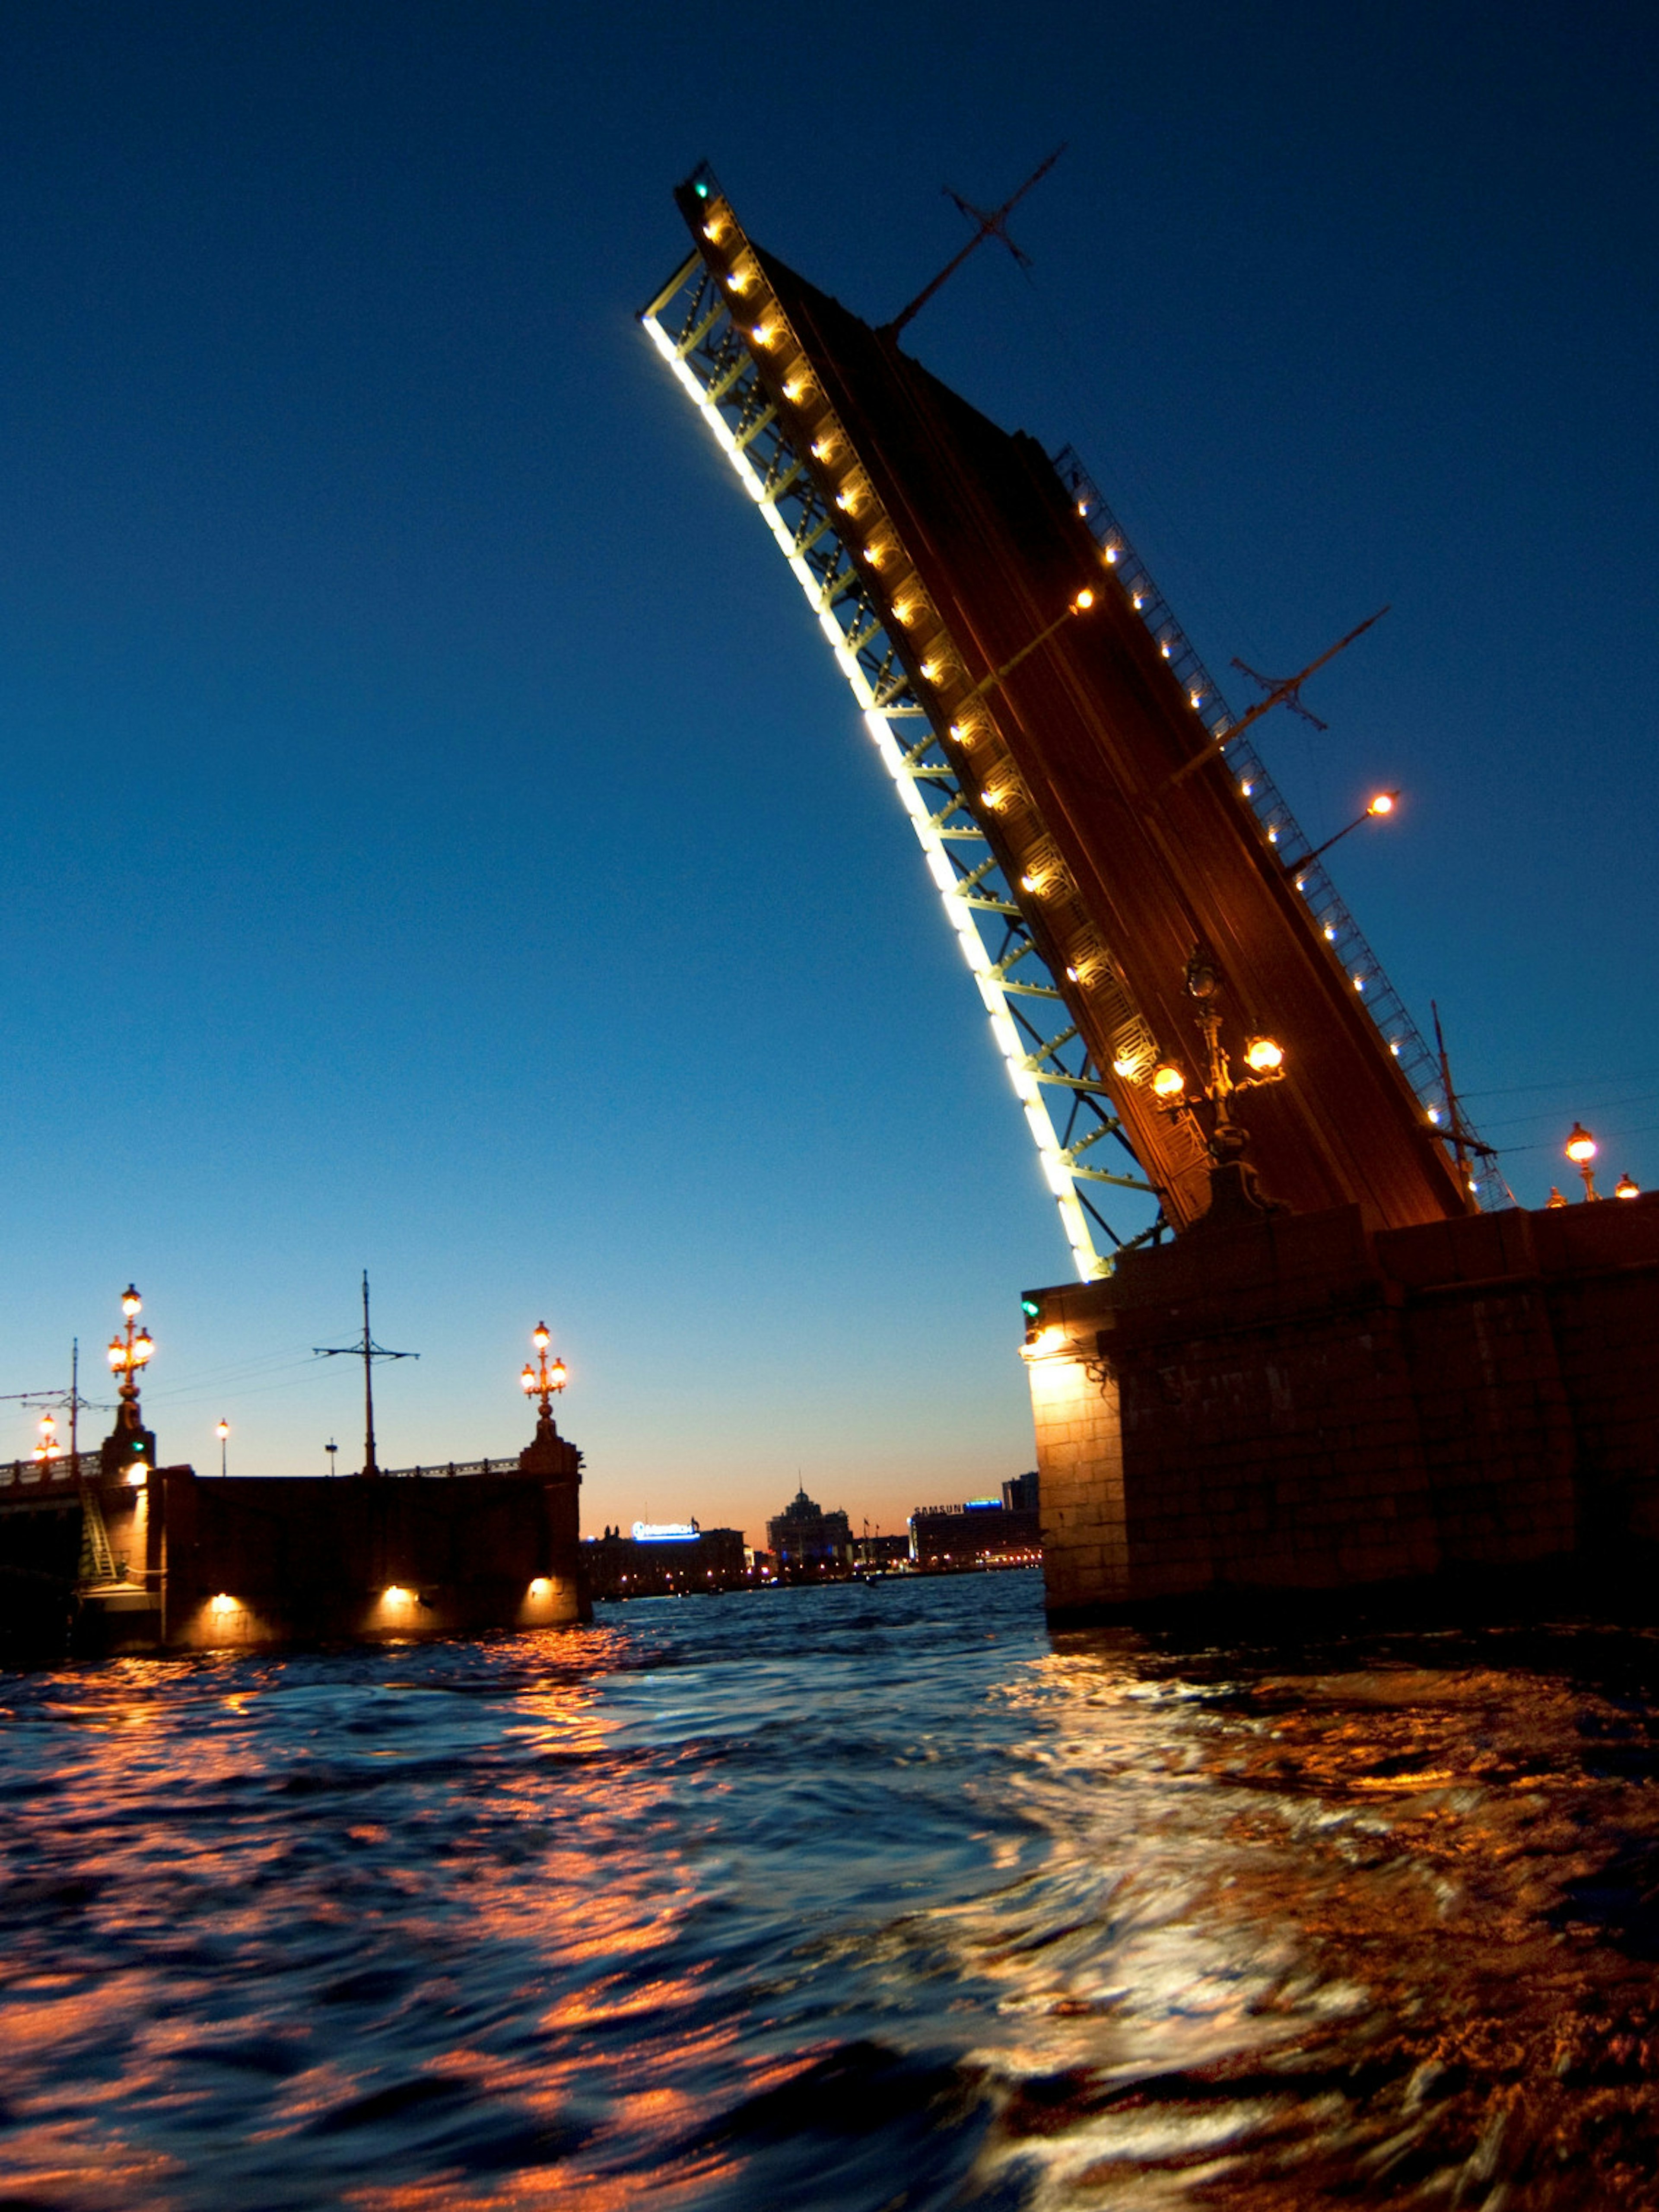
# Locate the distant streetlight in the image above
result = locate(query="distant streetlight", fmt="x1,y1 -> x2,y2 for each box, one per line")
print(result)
520,1323 -> 569,1422
34,1412 -> 60,1465
216,1419 -> 229,1478
1301,791 -> 1400,866
1616,1173 -> 1640,1201
326,1438 -> 338,1478
1565,1123 -> 1600,1201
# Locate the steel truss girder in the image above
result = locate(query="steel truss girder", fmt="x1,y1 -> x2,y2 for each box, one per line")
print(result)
643,234 -> 1163,1275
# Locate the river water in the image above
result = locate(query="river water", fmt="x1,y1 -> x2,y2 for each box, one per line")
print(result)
3,1573 -> 1659,2209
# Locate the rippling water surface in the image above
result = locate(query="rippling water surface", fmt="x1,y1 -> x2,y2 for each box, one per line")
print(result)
5,1573 -> 1659,2209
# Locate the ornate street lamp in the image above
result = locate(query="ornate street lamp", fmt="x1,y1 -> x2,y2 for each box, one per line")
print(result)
520,1323 -> 569,1424
34,1412 -> 60,1465
1565,1124 -> 1599,1201
1616,1173 -> 1640,1201
1150,945 -> 1287,1220
106,1284 -> 156,1481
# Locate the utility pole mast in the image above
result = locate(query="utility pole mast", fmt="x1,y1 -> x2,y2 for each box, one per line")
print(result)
2,1339 -> 109,1475
884,146 -> 1066,339
314,1273 -> 418,1477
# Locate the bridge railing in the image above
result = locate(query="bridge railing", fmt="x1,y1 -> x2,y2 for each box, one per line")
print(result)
0,1454 -> 102,1491
0,1456 -> 534,1488
373,1461 -> 526,1479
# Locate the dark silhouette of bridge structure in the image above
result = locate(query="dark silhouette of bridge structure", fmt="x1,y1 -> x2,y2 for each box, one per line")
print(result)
642,168 -> 1659,1618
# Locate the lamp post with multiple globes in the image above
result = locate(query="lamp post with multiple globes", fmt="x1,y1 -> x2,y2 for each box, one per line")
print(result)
521,1324 -> 569,1426
34,1412 -> 60,1465
1149,945 -> 1288,1218
105,1284 -> 156,1482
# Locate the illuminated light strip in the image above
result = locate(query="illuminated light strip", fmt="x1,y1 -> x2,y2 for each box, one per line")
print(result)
644,312 -> 1109,1279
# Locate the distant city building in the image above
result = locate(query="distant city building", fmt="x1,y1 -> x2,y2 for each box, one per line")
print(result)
766,1486 -> 852,1570
850,1532 -> 910,1569
1001,1471 -> 1039,1513
909,1492 -> 1042,1569
585,1522 -> 746,1599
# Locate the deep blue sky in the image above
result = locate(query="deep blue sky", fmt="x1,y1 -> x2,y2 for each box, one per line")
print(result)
3,2 -> 1654,1538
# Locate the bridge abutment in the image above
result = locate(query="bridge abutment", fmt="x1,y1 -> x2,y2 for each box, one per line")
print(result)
1028,1196 -> 1659,1622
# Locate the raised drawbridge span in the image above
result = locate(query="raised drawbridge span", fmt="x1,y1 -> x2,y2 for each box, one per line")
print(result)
641,165 -> 1488,1278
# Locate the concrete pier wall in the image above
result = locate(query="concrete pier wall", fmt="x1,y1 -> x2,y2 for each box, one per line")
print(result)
157,1468 -> 587,1650
1026,1195 -> 1659,1621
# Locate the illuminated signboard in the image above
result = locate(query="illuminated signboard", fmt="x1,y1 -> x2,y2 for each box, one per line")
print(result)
631,1521 -> 699,1542
963,1499 -> 1003,1511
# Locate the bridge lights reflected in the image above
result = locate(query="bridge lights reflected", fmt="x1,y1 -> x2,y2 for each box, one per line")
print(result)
1566,1123 -> 1600,1201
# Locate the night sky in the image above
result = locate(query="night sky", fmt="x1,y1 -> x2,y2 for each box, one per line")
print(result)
3,2 -> 1654,1541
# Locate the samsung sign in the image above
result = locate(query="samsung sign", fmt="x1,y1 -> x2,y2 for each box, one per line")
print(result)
631,1521 -> 699,1543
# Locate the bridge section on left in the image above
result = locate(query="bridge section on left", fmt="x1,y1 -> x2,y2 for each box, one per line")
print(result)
0,1421 -> 588,1661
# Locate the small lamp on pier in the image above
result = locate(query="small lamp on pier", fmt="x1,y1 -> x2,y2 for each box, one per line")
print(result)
1565,1124 -> 1599,1201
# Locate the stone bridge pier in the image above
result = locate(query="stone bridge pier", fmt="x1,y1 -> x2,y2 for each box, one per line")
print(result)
1026,1195 -> 1659,1623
